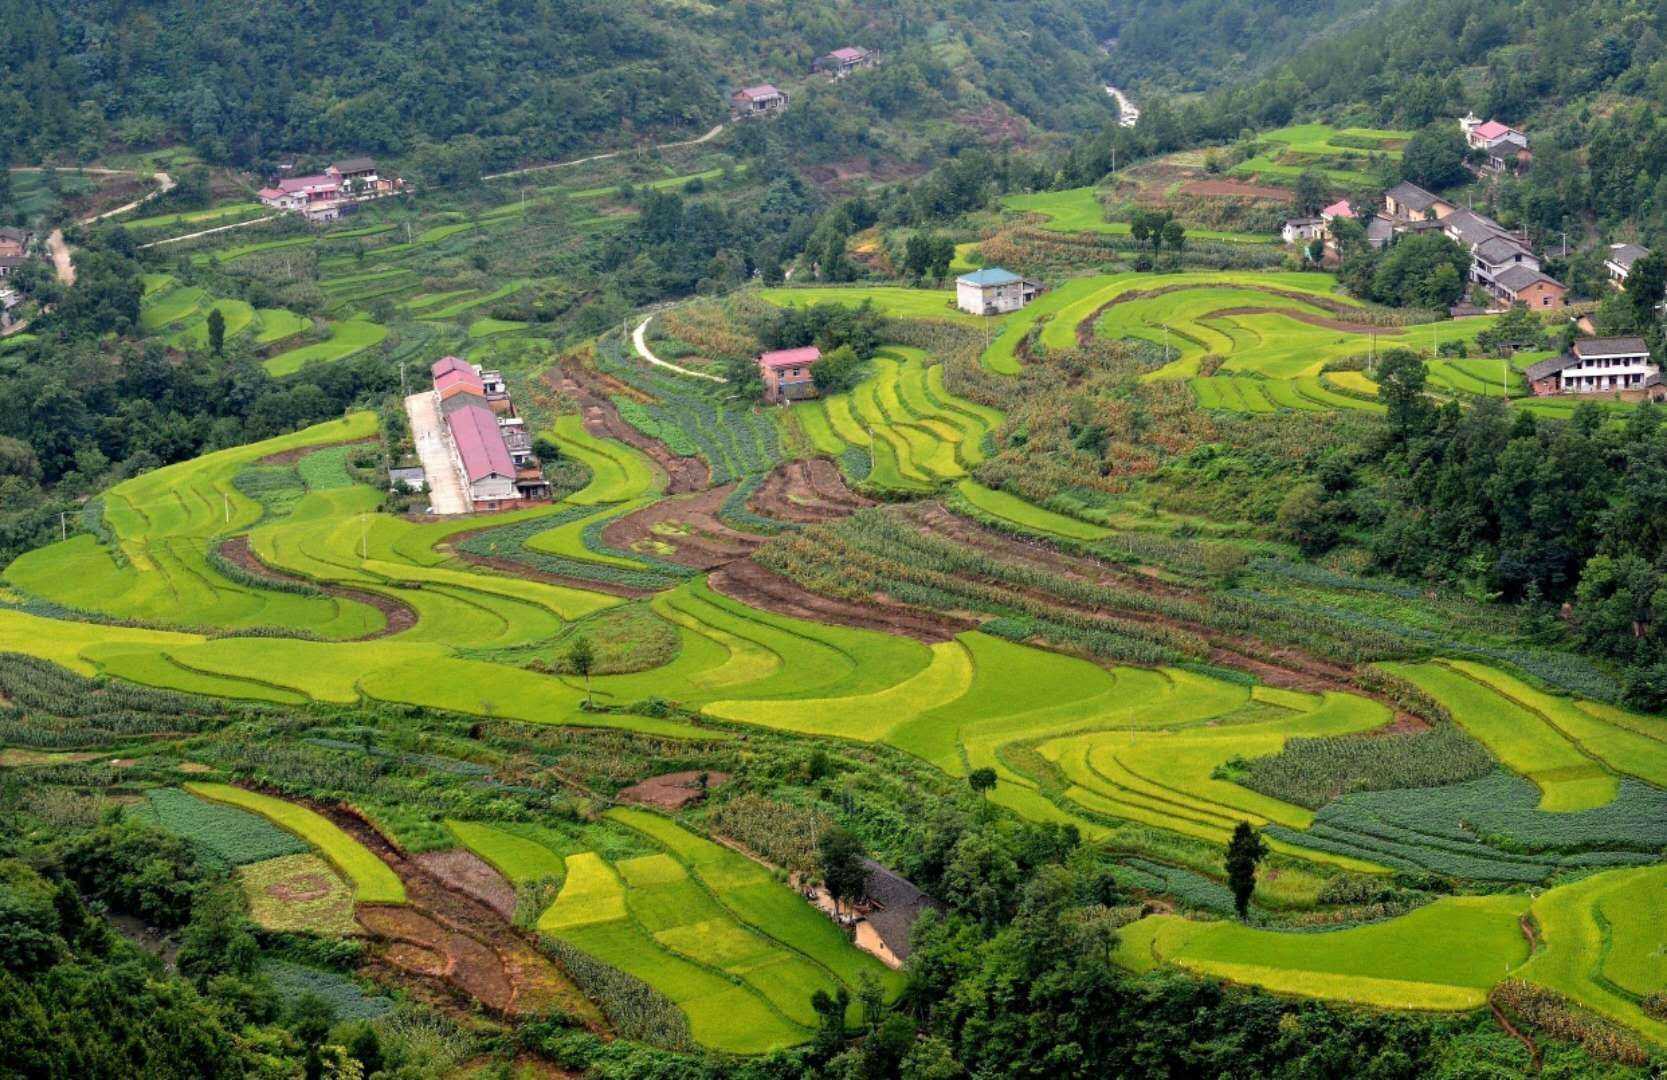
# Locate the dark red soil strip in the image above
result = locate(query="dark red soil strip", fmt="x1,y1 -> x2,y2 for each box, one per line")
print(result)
748,459 -> 873,524
1178,179 -> 1293,201
311,800 -> 603,1026
217,536 -> 418,639
616,769 -> 731,811
1209,305 -> 1400,335
601,484 -> 763,570
441,523 -> 657,600
710,559 -> 975,644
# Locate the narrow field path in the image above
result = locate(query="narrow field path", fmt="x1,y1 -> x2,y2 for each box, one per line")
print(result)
139,213 -> 279,249
83,171 -> 175,224
633,314 -> 727,382
483,123 -> 725,181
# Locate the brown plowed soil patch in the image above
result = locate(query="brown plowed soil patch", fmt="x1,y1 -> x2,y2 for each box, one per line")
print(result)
749,459 -> 874,524
548,362 -> 708,494
416,849 -> 517,922
602,484 -> 763,570
618,769 -> 731,810
711,559 -> 974,643
268,873 -> 334,902
217,536 -> 418,639
312,803 -> 604,1025
257,437 -> 378,466
1180,179 -> 1293,201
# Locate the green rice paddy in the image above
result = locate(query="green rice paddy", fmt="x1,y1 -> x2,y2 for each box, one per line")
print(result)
1002,187 -> 1274,244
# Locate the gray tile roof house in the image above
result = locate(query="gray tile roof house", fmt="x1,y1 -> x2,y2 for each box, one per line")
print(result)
1474,234 -> 1532,267
1527,337 -> 1653,384
1494,264 -> 1560,294
1385,181 -> 1446,215
1609,243 -> 1649,271
860,859 -> 942,961
1442,208 -> 1511,248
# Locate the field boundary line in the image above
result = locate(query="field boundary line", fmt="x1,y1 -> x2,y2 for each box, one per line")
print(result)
633,315 -> 727,383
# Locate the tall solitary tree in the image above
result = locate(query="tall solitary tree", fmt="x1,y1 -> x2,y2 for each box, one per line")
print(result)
1375,349 -> 1433,442
1625,250 -> 1667,329
967,766 -> 997,798
567,635 -> 595,705
1225,821 -> 1268,919
206,307 -> 226,356
818,825 -> 868,914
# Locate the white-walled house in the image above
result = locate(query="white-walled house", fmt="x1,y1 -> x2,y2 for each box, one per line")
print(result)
1526,337 -> 1658,395
955,268 -> 1039,315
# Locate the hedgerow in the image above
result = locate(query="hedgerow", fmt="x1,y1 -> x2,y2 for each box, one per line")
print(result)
541,937 -> 694,1051
1229,724 -> 1494,810
0,653 -> 238,749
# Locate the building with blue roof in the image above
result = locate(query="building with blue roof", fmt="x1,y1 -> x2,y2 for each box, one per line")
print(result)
956,266 -> 1040,315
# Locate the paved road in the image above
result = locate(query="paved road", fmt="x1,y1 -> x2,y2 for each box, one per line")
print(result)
404,391 -> 471,515
483,124 -> 725,182
633,314 -> 728,383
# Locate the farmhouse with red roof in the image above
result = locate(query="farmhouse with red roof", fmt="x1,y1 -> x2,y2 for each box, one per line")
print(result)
731,84 -> 787,118
814,47 -> 875,78
758,346 -> 821,403
419,356 -> 551,509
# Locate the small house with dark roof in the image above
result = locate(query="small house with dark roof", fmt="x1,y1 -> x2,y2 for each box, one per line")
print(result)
814,46 -> 874,77
0,227 -> 31,259
858,859 -> 942,962
1384,181 -> 1455,222
1492,264 -> 1566,310
731,84 -> 787,118
956,267 -> 1040,315
328,157 -> 378,182
759,345 -> 821,404
1364,215 -> 1395,250
1607,243 -> 1650,288
1526,337 -> 1655,396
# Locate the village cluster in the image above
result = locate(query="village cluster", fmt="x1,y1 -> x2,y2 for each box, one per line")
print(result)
0,226 -> 36,331
257,156 -> 408,222
1277,114 -> 1660,398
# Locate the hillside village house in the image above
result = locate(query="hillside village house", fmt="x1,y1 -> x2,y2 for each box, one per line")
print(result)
1607,243 -> 1650,288
0,288 -> 21,329
1526,337 -> 1659,396
814,47 -> 875,77
0,227 -> 30,259
1380,185 -> 1567,309
1281,217 -> 1325,244
758,346 -> 821,404
430,356 -> 550,506
956,267 -> 1040,315
1383,181 -> 1455,222
1461,114 -> 1531,173
258,157 -> 405,221
731,84 -> 787,118
0,256 -> 24,279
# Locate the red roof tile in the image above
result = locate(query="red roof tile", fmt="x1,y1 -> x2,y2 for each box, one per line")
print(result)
1474,120 -> 1511,140
1320,199 -> 1352,219
447,403 -> 516,482
759,346 -> 821,369
736,84 -> 782,100
431,355 -> 473,380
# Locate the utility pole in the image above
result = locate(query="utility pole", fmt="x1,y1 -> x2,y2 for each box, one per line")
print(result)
59,512 -> 66,541
224,492 -> 230,523
400,361 -> 407,398
360,512 -> 368,560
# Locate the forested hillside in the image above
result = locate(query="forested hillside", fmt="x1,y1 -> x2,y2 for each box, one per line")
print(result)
0,0 -> 1112,173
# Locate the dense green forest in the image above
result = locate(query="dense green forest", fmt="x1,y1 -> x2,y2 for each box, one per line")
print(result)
0,0 -> 1114,173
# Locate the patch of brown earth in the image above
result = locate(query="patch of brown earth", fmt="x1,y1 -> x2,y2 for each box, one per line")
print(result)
257,436 -> 378,466
311,802 -> 604,1025
217,536 -> 418,639
267,873 -> 333,902
1179,178 -> 1293,201
601,484 -> 763,570
416,849 -> 517,922
547,362 -> 708,494
175,762 -> 214,774
617,769 -> 731,811
749,459 -> 874,524
710,559 -> 974,644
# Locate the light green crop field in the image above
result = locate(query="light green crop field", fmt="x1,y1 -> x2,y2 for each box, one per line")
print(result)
550,414 -> 661,504
185,783 -> 406,904
1384,661 -> 1618,811
446,820 -> 567,885
1117,892 -> 1530,1009
538,850 -> 815,1053
264,316 -> 388,376
787,348 -> 1003,494
1229,124 -> 1413,187
1002,187 -> 1274,244
124,201 -> 266,233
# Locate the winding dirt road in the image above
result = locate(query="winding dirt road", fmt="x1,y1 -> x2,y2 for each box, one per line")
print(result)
482,123 -> 725,182
632,313 -> 727,382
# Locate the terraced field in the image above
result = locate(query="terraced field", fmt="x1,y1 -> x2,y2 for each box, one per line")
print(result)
537,811 -> 896,1054
1002,187 -> 1274,244
788,347 -> 1003,495
1231,123 -> 1413,186
139,274 -> 310,351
